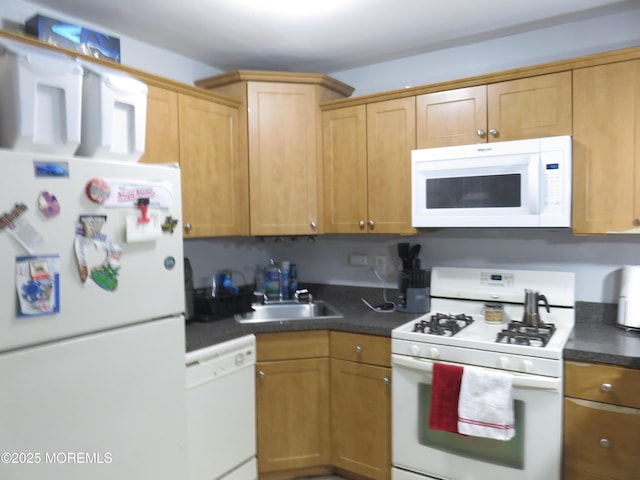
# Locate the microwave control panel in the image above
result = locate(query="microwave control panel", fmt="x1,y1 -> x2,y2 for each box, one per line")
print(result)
544,161 -> 563,210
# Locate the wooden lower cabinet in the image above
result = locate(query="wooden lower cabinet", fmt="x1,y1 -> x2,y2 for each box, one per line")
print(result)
256,332 -> 331,477
330,359 -> 391,480
255,331 -> 391,480
256,358 -> 331,474
563,361 -> 640,480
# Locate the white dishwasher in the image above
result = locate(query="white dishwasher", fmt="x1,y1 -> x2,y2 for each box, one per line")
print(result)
186,334 -> 257,480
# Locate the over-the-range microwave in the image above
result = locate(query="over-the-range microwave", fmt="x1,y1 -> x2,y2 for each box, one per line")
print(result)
411,135 -> 572,228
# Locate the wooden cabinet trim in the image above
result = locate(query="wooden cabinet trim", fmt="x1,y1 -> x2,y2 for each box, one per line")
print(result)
321,46 -> 640,110
196,70 -> 354,98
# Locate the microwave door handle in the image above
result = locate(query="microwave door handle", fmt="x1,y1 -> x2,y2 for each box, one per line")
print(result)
527,154 -> 541,214
391,354 -> 561,392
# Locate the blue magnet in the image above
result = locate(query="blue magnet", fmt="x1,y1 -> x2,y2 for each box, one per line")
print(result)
164,256 -> 176,270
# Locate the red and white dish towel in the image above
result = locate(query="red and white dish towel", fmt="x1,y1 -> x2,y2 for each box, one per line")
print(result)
429,363 -> 515,441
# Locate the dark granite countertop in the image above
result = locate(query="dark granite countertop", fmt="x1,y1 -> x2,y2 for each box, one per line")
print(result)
185,288 -> 640,370
185,284 -> 421,352
565,302 -> 640,369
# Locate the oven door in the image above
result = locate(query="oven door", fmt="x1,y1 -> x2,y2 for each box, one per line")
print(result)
391,354 -> 562,480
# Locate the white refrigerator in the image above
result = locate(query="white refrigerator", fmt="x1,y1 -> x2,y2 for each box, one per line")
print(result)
0,149 -> 187,479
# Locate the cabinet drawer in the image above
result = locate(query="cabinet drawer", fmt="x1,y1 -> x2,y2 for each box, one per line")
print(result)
565,361 -> 640,408
330,331 -> 390,367
257,331 -> 329,361
564,397 -> 640,480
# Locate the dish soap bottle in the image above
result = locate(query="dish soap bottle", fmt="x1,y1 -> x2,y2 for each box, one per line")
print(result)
280,261 -> 290,300
289,263 -> 298,299
265,259 -> 280,301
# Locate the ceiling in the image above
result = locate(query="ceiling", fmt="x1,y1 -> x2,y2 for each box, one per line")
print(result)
26,0 -> 639,73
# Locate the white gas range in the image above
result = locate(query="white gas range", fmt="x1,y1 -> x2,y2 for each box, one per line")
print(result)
391,266 -> 575,480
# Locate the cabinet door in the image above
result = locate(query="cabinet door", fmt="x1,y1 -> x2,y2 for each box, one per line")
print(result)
322,106 -> 368,233
256,358 -> 330,473
416,86 -> 487,148
178,94 -> 249,237
487,71 -> 572,142
366,97 -> 416,234
247,82 -> 319,236
140,85 -> 179,164
331,359 -> 391,480
563,397 -> 640,480
572,60 -> 640,234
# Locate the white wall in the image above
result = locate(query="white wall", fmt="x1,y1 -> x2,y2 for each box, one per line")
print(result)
0,0 -> 223,84
330,7 -> 640,96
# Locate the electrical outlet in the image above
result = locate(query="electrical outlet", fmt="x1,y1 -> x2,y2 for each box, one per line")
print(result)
374,255 -> 387,273
349,254 -> 368,266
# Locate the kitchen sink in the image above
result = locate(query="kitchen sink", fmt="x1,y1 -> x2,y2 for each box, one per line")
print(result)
234,301 -> 343,323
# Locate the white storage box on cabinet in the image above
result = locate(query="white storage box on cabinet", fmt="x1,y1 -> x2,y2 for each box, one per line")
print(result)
0,38 -> 83,154
76,60 -> 148,161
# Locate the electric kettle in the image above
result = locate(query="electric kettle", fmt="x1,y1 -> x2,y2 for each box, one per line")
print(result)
522,289 -> 550,326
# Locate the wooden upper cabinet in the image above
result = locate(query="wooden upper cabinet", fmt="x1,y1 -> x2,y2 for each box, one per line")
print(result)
366,97 -> 416,234
416,72 -> 572,148
322,105 -> 368,233
247,82 -> 320,235
488,72 -> 572,141
178,93 -> 249,237
323,98 -> 415,234
196,71 -> 354,236
140,84 -> 179,164
416,85 -> 486,148
572,59 -> 640,234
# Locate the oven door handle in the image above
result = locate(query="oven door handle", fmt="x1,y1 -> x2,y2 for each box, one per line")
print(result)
392,354 -> 561,392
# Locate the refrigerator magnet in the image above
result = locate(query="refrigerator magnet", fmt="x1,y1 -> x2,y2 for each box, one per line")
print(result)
85,178 -> 111,204
1,203 -> 44,254
38,191 -> 60,218
161,216 -> 179,234
16,255 -> 61,316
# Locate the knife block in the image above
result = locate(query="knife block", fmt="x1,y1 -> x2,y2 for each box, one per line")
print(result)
396,287 -> 430,313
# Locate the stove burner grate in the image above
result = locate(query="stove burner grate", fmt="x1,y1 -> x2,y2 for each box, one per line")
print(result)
412,313 -> 474,337
496,320 -> 556,347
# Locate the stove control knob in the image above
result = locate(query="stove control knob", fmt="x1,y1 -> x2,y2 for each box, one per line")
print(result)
521,360 -> 534,373
498,356 -> 510,369
429,347 -> 440,359
410,344 -> 420,356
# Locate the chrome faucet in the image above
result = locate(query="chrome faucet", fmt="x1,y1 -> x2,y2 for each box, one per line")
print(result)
295,289 -> 313,304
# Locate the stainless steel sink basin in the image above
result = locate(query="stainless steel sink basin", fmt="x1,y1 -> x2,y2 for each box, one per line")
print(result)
234,301 -> 343,323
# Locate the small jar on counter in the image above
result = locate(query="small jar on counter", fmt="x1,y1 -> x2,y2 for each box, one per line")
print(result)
482,302 -> 505,324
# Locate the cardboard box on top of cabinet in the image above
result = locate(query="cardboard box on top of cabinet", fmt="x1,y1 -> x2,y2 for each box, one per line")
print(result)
25,14 -> 121,63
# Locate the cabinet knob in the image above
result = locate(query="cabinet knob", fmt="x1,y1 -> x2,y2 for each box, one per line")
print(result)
310,221 -> 317,230
258,370 -> 265,379
355,345 -> 363,354
368,220 -> 375,228
489,128 -> 499,137
359,220 -> 365,228
184,223 -> 192,232
383,377 -> 390,385
600,438 -> 611,448
601,383 -> 613,392
476,129 -> 486,138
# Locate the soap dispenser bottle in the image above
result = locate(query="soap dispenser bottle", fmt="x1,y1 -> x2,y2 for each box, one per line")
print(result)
265,259 -> 280,301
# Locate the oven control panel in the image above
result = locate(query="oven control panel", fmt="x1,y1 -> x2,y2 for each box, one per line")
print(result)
480,272 -> 514,287
391,339 -> 563,378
